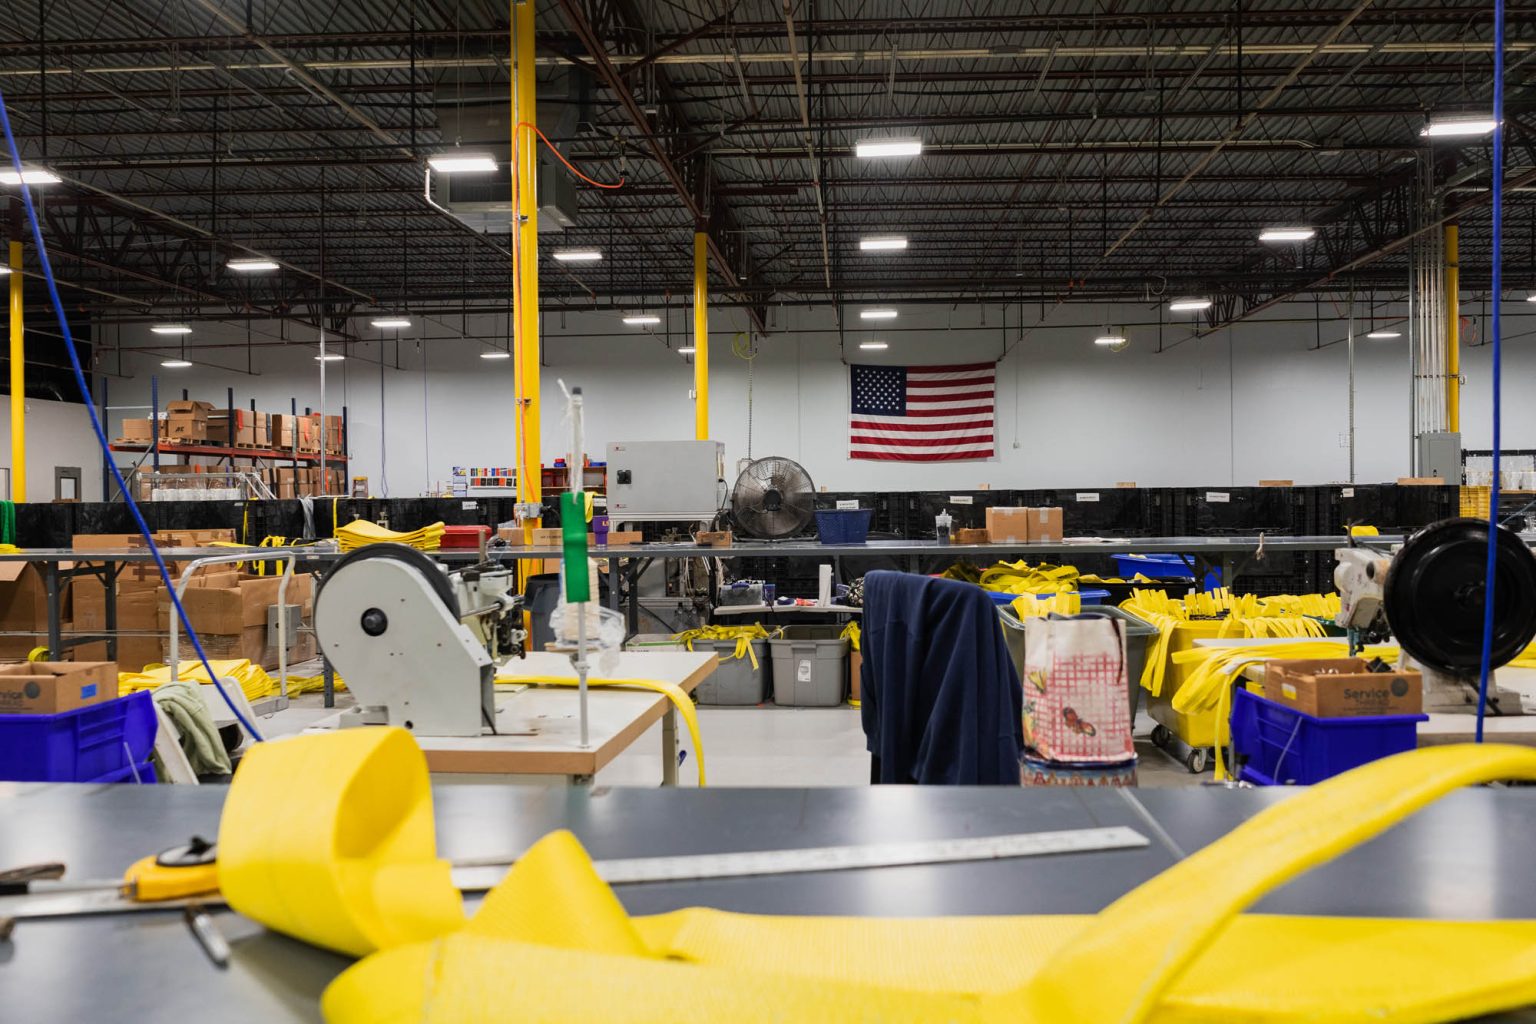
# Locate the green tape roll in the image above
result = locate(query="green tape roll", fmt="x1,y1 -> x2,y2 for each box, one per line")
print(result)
560,492 -> 591,603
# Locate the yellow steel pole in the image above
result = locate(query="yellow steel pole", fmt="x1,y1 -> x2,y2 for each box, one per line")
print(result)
693,231 -> 709,439
1445,223 -> 1460,433
8,239 -> 23,502
513,0 -> 541,538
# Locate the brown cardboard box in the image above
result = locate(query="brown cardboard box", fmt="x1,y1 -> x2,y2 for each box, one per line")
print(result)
1028,506 -> 1064,542
164,399 -> 214,442
955,528 -> 990,544
297,415 -> 321,453
531,528 -> 563,547
1259,479 -> 1294,487
157,573 -> 314,635
693,530 -> 732,547
116,637 -> 164,673
1264,658 -> 1423,717
0,662 -> 116,714
849,649 -> 863,703
985,507 -> 1032,543
605,530 -> 644,546
120,418 -> 158,443
495,527 -> 526,546
271,414 -> 298,450
0,562 -> 62,636
1397,477 -> 1445,486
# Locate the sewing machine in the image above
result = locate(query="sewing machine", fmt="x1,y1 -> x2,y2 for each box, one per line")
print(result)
313,544 -> 527,737
1335,518 -> 1536,714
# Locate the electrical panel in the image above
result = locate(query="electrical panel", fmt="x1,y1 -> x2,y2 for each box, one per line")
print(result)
606,441 -> 725,522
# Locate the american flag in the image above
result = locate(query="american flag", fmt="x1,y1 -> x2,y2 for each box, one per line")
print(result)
849,361 -> 996,462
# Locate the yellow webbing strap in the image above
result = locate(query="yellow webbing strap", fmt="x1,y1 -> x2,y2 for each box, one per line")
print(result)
672,624 -> 777,671
263,737 -> 1536,1023
496,675 -> 707,786
840,619 -> 860,651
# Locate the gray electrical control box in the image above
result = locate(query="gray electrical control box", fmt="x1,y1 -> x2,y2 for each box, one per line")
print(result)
606,441 -> 725,521
1417,431 -> 1463,485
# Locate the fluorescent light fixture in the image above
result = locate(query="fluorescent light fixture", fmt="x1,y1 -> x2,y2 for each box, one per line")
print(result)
0,267 -> 9,276
1259,227 -> 1315,242
227,258 -> 279,272
480,351 -> 512,360
677,346 -> 697,354
859,308 -> 899,321
552,249 -> 603,262
623,314 -> 662,326
370,316 -> 412,329
855,137 -> 923,158
1168,297 -> 1212,312
160,359 -> 193,369
0,167 -> 61,186
315,353 -> 345,362
1094,335 -> 1126,346
858,341 -> 890,351
1366,330 -> 1402,339
1526,293 -> 1536,303
859,236 -> 908,252
151,324 -> 192,335
1421,116 -> 1497,138
427,151 -> 498,174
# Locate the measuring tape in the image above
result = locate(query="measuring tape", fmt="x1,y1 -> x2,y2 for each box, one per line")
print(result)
2,827 -> 1148,921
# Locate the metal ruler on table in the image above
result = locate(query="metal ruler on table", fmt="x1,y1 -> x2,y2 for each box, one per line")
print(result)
2,827 -> 1148,920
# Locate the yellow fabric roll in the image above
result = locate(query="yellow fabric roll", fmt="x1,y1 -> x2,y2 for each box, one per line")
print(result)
305,743 -> 1536,1024
118,658 -> 280,702
218,728 -> 464,958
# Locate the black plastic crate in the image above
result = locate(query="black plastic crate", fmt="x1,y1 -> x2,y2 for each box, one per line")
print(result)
1185,487 -> 1303,535
1059,487 -> 1163,537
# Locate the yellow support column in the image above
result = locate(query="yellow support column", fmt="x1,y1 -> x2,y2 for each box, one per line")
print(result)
693,232 -> 709,440
1445,223 -> 1460,433
8,239 -> 23,502
512,0 -> 540,538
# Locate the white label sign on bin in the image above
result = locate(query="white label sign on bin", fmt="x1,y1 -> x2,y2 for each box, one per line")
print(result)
797,660 -> 814,683
835,499 -> 859,510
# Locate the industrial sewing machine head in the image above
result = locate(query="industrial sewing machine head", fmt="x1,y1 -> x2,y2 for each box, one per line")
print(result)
1334,519 -> 1536,715
313,544 -> 527,737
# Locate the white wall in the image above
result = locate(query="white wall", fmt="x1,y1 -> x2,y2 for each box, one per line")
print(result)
0,395 -> 106,502
88,296 -> 1536,496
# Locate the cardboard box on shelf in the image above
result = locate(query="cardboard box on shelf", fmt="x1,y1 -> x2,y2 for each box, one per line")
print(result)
955,528 -> 990,544
0,662 -> 116,714
156,572 -> 315,670
1263,659 -> 1423,717
0,562 -> 63,640
115,637 -> 164,674
297,415 -> 321,453
321,414 -> 345,454
164,400 -> 214,442
119,418 -> 159,443
1259,479 -> 1294,487
271,414 -> 298,450
1028,506 -> 1064,543
72,578 -> 162,633
849,649 -> 863,703
531,528 -> 563,547
985,507 -> 1031,543
604,530 -> 644,546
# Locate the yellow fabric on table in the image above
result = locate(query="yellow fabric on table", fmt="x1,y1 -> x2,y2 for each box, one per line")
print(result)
334,519 -> 446,552
671,624 -> 780,670
495,674 -> 707,787
286,673 -> 349,695
118,658 -> 279,702
210,729 -> 1536,1022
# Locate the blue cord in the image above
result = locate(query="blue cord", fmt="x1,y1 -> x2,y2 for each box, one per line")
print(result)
1475,0 -> 1506,742
0,86 -> 264,742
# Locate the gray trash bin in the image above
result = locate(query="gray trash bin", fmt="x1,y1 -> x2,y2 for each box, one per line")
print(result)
997,604 -> 1157,721
769,625 -> 849,707
691,638 -> 771,705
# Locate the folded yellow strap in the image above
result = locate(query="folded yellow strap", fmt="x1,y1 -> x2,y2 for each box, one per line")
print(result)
497,675 -> 707,786
218,728 -> 463,958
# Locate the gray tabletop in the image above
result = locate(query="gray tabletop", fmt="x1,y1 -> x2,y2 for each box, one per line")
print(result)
2,781 -> 1535,1022
6,535 -> 1398,564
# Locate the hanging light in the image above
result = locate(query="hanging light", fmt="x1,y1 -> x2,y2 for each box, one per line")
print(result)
677,346 -> 697,355
227,258 -> 280,272
480,351 -> 512,360
1259,227 -> 1315,242
855,137 -> 923,159
151,324 -> 193,335
0,166 -> 60,186
427,151 -> 498,174
1168,297 -> 1212,312
1366,329 -> 1402,339
858,341 -> 889,351
370,316 -> 412,329
552,249 -> 603,262
859,235 -> 908,252
160,359 -> 193,369
623,314 -> 662,326
1420,115 -> 1497,138
315,353 -> 345,362
859,309 -> 898,321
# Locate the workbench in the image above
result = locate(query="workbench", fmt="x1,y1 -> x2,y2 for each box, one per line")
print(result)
295,651 -> 715,785
3,781 -> 1536,1022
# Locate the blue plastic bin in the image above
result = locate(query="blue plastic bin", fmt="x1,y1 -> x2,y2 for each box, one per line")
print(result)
815,508 -> 873,544
0,690 -> 159,783
1230,687 -> 1425,785
984,588 -> 1110,607
1113,553 -> 1221,592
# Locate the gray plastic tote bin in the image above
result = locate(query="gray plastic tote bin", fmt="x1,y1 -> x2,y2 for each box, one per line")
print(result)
691,638 -> 771,706
769,625 -> 849,707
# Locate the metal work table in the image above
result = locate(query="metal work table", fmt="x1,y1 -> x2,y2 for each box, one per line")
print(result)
1,781 -> 1535,1022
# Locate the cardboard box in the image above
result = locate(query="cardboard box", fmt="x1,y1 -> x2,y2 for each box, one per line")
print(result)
694,530 -> 732,547
604,530 -> 644,546
1264,658 -> 1423,717
1259,479 -> 1294,487
115,637 -> 164,673
0,562 -> 62,637
1397,477 -> 1445,486
985,507 -> 1032,543
164,399 -> 214,442
849,649 -> 863,703
495,527 -> 526,546
531,528 -> 563,547
1028,506 -> 1064,542
157,573 -> 314,635
271,415 -> 299,450
0,662 -> 116,714
119,418 -> 158,443
955,528 -> 990,544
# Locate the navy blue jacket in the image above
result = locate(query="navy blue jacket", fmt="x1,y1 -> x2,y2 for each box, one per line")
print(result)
860,571 -> 1023,784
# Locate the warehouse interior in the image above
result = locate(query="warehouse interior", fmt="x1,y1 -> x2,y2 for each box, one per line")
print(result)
5,2 -> 1536,1020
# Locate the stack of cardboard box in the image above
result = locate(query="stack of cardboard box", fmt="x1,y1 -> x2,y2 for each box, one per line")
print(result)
208,409 -> 272,447
267,465 -> 345,498
297,415 -> 321,454
985,506 -> 1065,543
156,571 -> 316,669
120,403 -> 343,456
118,418 -> 161,444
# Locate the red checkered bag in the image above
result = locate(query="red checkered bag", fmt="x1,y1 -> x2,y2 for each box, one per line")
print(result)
1021,615 -> 1135,763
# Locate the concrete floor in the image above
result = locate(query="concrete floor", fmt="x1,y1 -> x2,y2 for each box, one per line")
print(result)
266,689 -> 1203,788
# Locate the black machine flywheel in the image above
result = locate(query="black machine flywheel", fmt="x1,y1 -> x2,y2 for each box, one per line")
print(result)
1383,518 -> 1536,673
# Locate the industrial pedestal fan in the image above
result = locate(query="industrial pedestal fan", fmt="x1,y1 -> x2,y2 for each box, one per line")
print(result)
729,457 -> 816,540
